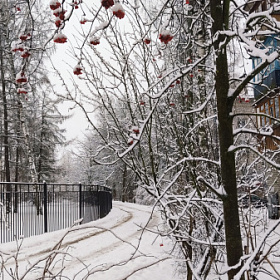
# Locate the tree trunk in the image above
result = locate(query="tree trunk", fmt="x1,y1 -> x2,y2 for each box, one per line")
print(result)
186,213 -> 193,280
0,33 -> 11,213
0,34 -> 11,184
210,1 -> 244,279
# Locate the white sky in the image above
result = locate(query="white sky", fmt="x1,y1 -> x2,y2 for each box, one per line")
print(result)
48,44 -> 91,143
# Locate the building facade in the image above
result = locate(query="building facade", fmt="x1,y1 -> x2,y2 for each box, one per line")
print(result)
244,0 -> 280,217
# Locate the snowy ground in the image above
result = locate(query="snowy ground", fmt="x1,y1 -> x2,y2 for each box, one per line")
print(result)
0,201 -> 181,280
1,201 -> 280,280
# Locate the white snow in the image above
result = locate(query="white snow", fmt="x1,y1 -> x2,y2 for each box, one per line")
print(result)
112,3 -> 124,13
1,202 -> 280,279
0,202 -> 181,279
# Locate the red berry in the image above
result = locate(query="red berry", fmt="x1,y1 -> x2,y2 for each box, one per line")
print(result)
144,38 -> 151,44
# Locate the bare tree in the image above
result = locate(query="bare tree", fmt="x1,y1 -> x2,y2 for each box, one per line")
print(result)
14,0 -> 280,279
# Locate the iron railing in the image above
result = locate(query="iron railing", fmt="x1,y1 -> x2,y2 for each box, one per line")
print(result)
0,182 -> 112,243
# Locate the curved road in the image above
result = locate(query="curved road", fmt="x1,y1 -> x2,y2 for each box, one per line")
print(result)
0,202 -> 177,280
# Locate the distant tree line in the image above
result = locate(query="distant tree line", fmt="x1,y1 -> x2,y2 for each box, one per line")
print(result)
0,0 -> 66,183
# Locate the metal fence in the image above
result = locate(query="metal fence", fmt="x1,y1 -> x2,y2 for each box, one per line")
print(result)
0,182 -> 112,243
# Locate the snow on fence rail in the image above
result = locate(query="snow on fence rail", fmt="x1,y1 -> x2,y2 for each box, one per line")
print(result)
0,182 -> 112,243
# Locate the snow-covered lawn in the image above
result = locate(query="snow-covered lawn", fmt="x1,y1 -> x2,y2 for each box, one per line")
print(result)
0,201 -> 180,279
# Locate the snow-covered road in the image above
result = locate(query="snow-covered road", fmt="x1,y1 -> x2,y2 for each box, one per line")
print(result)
0,202 -> 180,280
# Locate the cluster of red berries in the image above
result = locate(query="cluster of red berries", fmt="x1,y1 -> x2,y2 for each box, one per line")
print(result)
50,0 -> 66,29
89,37 -> 100,46
53,33 -> 67,43
72,0 -> 82,9
50,0 -> 61,10
12,33 -> 31,58
144,29 -> 175,45
73,64 -> 83,75
17,88 -> 28,94
101,0 -> 125,19
101,0 -> 114,9
144,38 -> 151,44
112,3 -> 125,19
88,2 -> 125,48
16,71 -> 28,84
49,0 -> 69,43
12,29 -> 32,94
12,44 -> 24,52
80,17 -> 87,24
51,1 -> 85,25
127,126 -> 140,146
51,0 -> 126,77
159,32 -> 173,44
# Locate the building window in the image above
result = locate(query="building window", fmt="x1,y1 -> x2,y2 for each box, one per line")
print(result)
253,58 -> 263,83
257,97 -> 280,128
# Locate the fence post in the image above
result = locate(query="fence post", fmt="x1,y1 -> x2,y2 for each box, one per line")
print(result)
79,183 -> 83,222
43,181 -> 48,233
97,186 -> 100,218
